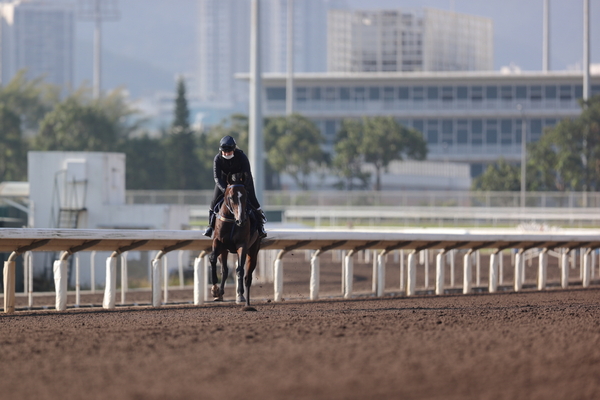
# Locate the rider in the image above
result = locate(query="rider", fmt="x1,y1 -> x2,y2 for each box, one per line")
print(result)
203,135 -> 267,239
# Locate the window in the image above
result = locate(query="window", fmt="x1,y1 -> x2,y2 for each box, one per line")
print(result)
426,120 -> 438,144
441,86 -> 453,101
575,85 -> 584,98
296,87 -> 307,102
500,119 -> 513,145
500,86 -> 513,100
311,87 -> 322,100
353,87 -> 366,101
515,119 -> 523,143
545,85 -> 557,99
530,119 -> 542,141
427,86 -> 439,100
472,120 -> 483,145
340,87 -> 350,100
530,86 -> 542,101
412,120 -> 424,134
457,86 -> 468,100
486,86 -> 498,99
471,86 -> 483,101
266,87 -> 285,101
559,85 -> 572,100
516,86 -> 527,99
486,119 -> 498,145
441,119 -> 453,145
412,86 -> 424,101
383,86 -> 395,101
325,87 -> 336,101
457,120 -> 468,144
369,87 -> 380,100
398,87 -> 409,100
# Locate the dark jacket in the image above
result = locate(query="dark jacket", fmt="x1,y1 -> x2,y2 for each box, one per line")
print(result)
213,149 -> 252,192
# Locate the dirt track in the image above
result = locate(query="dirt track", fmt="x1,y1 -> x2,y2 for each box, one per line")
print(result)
1,287 -> 599,400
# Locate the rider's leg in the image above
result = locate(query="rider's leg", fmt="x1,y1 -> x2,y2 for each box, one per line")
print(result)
246,180 -> 267,238
204,186 -> 223,237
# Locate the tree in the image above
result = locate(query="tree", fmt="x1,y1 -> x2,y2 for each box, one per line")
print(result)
332,119 -> 371,190
529,96 -> 600,191
120,134 -> 167,190
163,76 -> 204,189
34,97 -> 121,151
472,159 -> 521,191
264,114 -> 328,190
333,116 -> 428,190
0,70 -> 60,134
0,104 -> 27,181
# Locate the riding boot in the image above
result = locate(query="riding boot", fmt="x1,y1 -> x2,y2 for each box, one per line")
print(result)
257,208 -> 267,238
203,210 -> 216,237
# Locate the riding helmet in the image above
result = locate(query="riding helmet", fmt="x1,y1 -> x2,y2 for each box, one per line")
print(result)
219,135 -> 237,152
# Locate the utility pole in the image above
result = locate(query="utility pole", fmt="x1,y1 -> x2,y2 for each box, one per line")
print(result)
518,104 -> 526,209
543,0 -> 550,72
583,0 -> 590,101
286,0 -> 294,116
78,0 -> 119,98
249,0 -> 264,204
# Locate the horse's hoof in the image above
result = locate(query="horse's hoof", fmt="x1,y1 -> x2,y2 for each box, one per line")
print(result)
236,295 -> 246,304
211,285 -> 220,298
242,306 -> 257,312
213,296 -> 223,302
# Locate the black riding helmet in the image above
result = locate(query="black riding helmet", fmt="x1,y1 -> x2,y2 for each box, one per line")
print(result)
219,135 -> 237,152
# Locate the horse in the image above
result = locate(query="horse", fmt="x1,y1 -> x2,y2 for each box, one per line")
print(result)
209,172 -> 262,309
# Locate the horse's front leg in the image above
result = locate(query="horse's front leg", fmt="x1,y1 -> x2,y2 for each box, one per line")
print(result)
219,253 -> 229,300
209,247 -> 222,301
236,247 -> 248,304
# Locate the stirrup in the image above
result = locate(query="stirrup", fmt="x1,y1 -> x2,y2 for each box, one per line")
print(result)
259,227 -> 267,239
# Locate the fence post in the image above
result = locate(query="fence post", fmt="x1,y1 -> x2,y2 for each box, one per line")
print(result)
463,250 -> 472,294
407,251 -> 417,296
310,250 -> 321,300
103,255 -> 117,309
435,250 -> 445,295
194,251 -> 206,305
377,250 -> 386,297
344,250 -> 354,299
489,251 -> 499,293
514,250 -> 524,292
538,248 -> 548,290
53,254 -> 69,311
561,249 -> 570,289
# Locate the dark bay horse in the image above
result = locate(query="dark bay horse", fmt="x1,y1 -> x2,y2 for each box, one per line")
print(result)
209,172 -> 261,308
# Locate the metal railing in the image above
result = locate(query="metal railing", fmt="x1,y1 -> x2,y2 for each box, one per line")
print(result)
126,190 -> 600,209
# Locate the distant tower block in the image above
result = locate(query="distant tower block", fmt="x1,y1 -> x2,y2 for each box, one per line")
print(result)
77,0 -> 120,98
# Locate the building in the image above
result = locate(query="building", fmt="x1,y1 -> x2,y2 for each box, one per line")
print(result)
0,0 -> 74,87
255,70 -> 600,176
328,8 -> 493,73
197,0 -> 343,110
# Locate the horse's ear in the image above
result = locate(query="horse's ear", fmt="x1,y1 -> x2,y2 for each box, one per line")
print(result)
227,173 -> 233,185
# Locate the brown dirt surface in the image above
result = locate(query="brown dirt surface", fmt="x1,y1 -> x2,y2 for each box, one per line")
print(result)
1,287 -> 599,400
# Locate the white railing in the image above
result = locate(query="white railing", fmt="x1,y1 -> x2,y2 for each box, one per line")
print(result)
2,227 -> 600,313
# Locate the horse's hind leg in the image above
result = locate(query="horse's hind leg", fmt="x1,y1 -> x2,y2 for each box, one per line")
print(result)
244,244 -> 260,307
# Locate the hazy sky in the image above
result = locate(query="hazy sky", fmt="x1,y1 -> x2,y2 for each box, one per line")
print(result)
74,0 -> 600,98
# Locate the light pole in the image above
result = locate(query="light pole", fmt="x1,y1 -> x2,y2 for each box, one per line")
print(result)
517,104 -> 526,208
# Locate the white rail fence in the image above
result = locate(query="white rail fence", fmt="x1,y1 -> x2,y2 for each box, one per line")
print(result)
2,228 -> 600,313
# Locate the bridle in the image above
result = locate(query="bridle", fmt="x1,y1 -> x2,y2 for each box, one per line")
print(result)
217,184 -> 246,223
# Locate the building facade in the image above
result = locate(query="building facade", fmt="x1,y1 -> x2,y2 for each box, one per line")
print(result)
197,0 -> 343,108
0,0 -> 74,87
258,71 -> 600,176
327,8 -> 493,73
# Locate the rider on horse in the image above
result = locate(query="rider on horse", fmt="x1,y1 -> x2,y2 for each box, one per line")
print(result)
203,135 -> 267,239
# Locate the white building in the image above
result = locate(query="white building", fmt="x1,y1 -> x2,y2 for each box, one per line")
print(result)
253,70 -> 600,177
327,8 -> 493,73
0,0 -> 74,87
197,0 -> 343,108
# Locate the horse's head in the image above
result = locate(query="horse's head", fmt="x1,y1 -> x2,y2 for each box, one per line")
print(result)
225,173 -> 248,227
